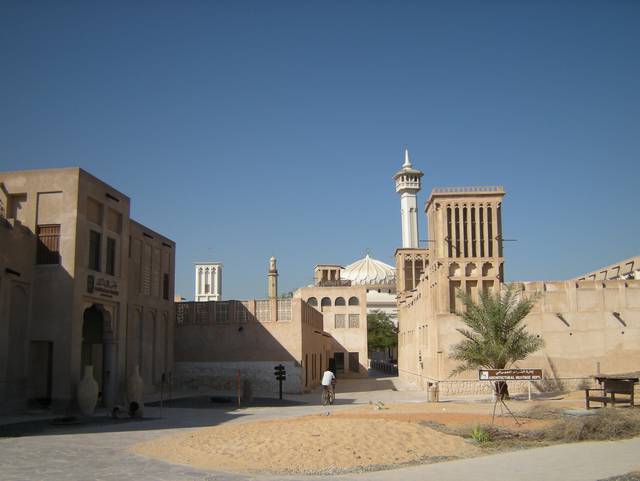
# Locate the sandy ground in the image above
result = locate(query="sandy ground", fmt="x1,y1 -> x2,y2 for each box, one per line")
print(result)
133,413 -> 480,474
330,402 -> 553,430
131,400 -> 559,474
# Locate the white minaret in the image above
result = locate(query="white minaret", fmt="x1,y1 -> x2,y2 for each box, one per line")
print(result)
194,262 -> 223,301
268,256 -> 278,298
393,148 -> 424,248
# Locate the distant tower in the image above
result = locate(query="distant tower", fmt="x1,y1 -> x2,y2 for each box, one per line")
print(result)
393,148 -> 424,248
195,262 -> 222,301
268,256 -> 278,298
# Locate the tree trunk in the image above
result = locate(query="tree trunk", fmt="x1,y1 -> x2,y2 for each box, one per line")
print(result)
494,381 -> 510,400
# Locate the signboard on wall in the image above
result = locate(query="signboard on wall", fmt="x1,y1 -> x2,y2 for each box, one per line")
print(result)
87,275 -> 119,298
478,368 -> 543,381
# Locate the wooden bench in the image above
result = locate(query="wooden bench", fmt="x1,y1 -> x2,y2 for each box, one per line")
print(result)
585,376 -> 637,409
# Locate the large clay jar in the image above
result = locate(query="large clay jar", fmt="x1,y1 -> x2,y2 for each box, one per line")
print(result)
77,365 -> 99,416
127,365 -> 144,417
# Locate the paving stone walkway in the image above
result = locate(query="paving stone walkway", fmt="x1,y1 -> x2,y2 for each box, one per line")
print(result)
1,376 -> 639,481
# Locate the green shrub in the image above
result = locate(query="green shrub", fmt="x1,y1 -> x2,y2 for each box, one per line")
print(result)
470,425 -> 492,443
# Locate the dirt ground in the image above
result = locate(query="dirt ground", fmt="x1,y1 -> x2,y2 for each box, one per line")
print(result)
132,413 -> 480,474
132,396 -> 575,475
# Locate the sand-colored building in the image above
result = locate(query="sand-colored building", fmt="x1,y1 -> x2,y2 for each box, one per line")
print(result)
295,264 -> 369,377
574,256 -> 640,281
174,257 -> 331,394
174,297 -> 330,394
393,155 -> 640,396
0,167 -> 175,413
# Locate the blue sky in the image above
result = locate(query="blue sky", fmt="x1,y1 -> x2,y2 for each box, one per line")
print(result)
1,1 -> 639,299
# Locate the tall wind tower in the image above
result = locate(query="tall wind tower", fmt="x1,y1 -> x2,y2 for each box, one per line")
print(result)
268,256 -> 278,298
393,148 -> 424,248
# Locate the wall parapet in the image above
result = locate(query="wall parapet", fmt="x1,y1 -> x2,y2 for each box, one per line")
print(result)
175,299 -> 317,327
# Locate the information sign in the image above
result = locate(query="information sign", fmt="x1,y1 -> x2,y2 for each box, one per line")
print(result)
478,368 -> 543,381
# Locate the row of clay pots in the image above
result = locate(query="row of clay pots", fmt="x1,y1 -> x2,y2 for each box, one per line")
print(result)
77,365 -> 144,416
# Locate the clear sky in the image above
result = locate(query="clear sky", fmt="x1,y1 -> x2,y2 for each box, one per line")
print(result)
1,1 -> 639,300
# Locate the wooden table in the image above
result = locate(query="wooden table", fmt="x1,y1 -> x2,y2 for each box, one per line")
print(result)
585,374 -> 638,409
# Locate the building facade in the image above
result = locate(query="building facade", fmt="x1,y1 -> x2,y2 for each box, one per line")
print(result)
295,263 -> 370,377
0,168 -> 175,413
174,297 -> 330,394
574,256 -> 640,281
394,158 -> 640,396
195,262 -> 222,302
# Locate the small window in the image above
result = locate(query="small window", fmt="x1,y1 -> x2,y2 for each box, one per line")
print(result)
349,314 -> 360,328
307,297 -> 317,307
89,230 -> 101,271
348,296 -> 359,306
334,314 -> 346,328
335,297 -> 345,306
106,237 -> 116,275
36,224 -> 61,265
163,273 -> 169,300
321,297 -> 331,307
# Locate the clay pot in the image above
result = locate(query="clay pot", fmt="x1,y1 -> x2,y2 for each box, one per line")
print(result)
127,365 -> 144,417
77,365 -> 99,416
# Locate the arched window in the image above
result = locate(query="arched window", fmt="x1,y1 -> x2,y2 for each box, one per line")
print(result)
348,296 -> 359,306
449,262 -> 461,277
335,297 -> 345,306
321,297 -> 331,307
307,297 -> 317,307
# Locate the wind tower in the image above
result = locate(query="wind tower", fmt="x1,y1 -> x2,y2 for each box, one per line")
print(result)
393,148 -> 424,248
195,262 -> 222,301
268,256 -> 278,298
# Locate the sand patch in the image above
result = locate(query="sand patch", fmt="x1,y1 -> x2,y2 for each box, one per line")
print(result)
332,403 -> 553,431
132,414 -> 480,474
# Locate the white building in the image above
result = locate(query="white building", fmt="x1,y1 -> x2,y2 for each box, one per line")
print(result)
195,262 -> 222,302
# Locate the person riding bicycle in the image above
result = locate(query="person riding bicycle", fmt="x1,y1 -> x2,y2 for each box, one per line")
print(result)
321,369 -> 336,400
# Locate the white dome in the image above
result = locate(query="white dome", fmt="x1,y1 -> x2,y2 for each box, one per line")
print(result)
342,255 -> 396,286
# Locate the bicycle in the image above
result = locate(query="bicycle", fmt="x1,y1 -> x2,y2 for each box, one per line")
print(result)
321,385 -> 335,406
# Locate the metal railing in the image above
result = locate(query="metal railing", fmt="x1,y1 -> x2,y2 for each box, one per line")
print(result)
369,359 -> 398,375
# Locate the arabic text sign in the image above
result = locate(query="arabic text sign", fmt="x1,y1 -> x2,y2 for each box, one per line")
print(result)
478,369 -> 543,381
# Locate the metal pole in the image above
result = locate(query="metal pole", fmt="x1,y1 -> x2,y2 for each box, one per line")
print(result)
237,370 -> 241,408
528,381 -> 532,401
160,374 -> 164,419
279,377 -> 283,400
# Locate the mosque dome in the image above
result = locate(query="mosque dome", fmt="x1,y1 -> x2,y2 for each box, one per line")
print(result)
341,254 -> 396,286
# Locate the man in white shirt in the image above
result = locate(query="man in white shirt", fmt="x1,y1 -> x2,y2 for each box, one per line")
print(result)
321,369 -> 336,399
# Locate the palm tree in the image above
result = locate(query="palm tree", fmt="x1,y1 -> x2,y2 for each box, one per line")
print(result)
449,284 -> 544,399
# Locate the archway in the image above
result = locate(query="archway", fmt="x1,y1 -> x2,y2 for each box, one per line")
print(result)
81,304 -> 115,407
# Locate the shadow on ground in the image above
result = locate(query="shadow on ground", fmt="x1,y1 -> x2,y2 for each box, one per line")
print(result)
146,395 -> 307,409
0,402 -> 247,439
0,392 -> 361,439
